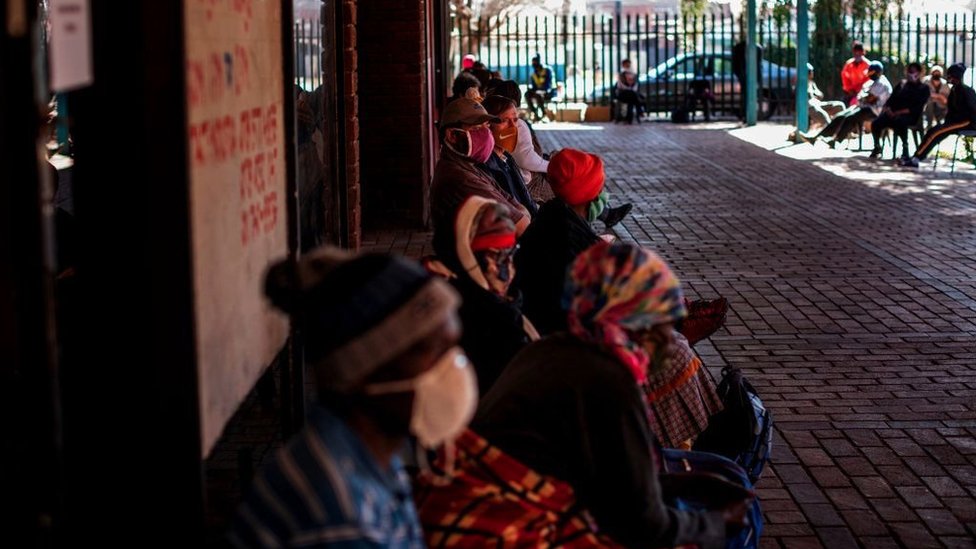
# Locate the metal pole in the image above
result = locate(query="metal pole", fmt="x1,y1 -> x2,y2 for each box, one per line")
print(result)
795,0 -> 809,134
745,0 -> 758,125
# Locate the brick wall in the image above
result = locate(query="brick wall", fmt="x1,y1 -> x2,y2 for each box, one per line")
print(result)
340,0 -> 363,248
357,0 -> 431,229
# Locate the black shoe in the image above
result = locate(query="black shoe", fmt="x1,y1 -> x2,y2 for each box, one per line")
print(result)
869,148 -> 882,159
598,203 -> 633,229
899,156 -> 920,168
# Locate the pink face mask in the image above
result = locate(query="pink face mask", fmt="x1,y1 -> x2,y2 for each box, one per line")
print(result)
467,125 -> 495,163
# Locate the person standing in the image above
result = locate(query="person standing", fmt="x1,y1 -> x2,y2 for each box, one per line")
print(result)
841,41 -> 872,106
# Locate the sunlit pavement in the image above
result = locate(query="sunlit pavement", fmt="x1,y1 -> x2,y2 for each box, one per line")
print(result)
366,121 -> 976,548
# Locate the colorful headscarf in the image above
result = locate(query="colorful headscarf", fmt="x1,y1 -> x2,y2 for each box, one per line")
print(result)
564,242 -> 686,383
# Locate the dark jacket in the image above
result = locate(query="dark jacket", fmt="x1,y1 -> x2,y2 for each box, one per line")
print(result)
886,80 -> 931,120
481,153 -> 538,216
473,334 -> 727,549
945,82 -> 976,126
514,200 -> 600,335
451,275 -> 531,394
430,148 -> 528,257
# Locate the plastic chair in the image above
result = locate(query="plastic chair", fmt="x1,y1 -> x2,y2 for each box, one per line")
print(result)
932,129 -> 976,173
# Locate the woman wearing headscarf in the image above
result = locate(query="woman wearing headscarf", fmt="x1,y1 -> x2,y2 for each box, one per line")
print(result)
427,196 -> 539,394
415,242 -> 748,549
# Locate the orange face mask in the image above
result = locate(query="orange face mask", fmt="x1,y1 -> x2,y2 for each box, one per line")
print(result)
496,129 -> 518,153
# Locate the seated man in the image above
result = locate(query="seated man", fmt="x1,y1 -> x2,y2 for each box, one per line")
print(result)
901,62 -> 976,168
524,53 -> 555,122
924,64 -> 951,129
800,61 -> 891,147
230,247 -> 475,547
870,62 -> 930,160
430,97 -> 530,257
805,63 -> 846,128
616,58 -> 645,124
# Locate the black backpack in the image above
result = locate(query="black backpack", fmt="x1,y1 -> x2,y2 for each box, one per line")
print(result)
693,367 -> 772,484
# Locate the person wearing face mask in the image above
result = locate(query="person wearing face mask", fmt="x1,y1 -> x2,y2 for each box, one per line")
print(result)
841,41 -> 872,106
514,149 -> 727,344
512,148 -> 606,335
462,242 -> 747,549
924,65 -> 951,129
480,95 -> 538,216
229,247 -> 476,548
901,62 -> 976,168
800,60 -> 891,147
430,98 -> 530,261
869,62 -> 930,160
427,196 -> 539,394
488,78 -> 634,228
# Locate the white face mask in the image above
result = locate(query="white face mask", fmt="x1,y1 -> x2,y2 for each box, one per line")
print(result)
364,347 -> 478,448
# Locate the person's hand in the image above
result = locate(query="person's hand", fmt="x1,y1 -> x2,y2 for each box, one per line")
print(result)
721,499 -> 751,533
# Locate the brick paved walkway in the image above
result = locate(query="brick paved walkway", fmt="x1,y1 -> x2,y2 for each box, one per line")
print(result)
368,121 -> 976,548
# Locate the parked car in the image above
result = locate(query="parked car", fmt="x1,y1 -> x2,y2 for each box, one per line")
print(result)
594,52 -> 797,120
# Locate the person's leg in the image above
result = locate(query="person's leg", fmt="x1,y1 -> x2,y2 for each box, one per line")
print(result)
892,117 -> 912,159
809,104 -> 830,128
870,113 -> 891,156
833,108 -> 872,143
816,112 -> 847,139
913,121 -> 971,161
596,197 -> 633,229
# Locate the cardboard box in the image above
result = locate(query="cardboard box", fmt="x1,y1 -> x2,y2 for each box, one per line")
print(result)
585,105 -> 611,122
552,103 -> 587,122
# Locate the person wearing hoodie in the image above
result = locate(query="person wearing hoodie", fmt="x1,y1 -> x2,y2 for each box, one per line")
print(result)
427,196 -> 539,394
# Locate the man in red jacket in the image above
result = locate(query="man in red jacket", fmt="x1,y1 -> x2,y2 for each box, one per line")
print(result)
841,41 -> 871,105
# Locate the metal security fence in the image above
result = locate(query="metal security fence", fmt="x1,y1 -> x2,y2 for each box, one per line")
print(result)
451,11 -> 976,120
295,19 -> 325,92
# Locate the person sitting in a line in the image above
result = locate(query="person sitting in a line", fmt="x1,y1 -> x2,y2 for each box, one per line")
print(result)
901,62 -> 976,168
447,71 -> 483,104
426,197 -> 538,394
617,58 -> 646,124
804,63 -> 846,129
416,242 -> 750,549
924,65 -> 951,130
487,79 -> 634,228
869,62 -> 930,160
513,148 -> 727,343
800,60 -> 891,147
480,95 -> 538,217
430,98 -> 530,258
230,247 -> 476,547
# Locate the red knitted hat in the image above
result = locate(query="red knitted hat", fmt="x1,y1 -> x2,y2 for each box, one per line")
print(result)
547,148 -> 605,206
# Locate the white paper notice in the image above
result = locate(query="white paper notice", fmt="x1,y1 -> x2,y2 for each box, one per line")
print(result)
48,0 -> 93,91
